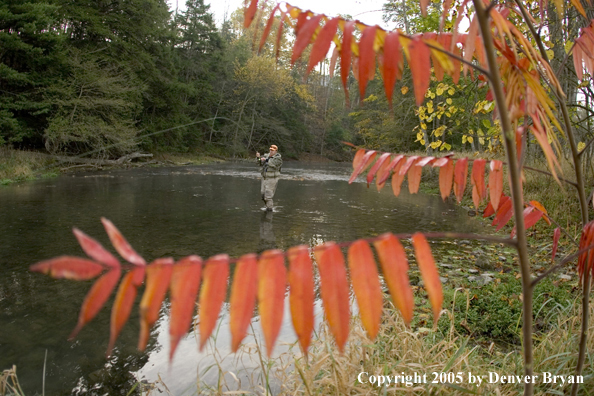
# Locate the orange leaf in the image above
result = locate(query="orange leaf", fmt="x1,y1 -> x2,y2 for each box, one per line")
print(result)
139,258 -> 173,351
347,240 -> 382,340
463,16 -> 478,76
307,17 -> 340,76
199,254 -> 230,350
471,158 -> 487,209
287,245 -> 314,354
488,160 -> 504,211
352,148 -> 366,170
73,228 -> 120,268
391,159 -> 407,197
433,158 -> 454,201
258,4 -> 280,53
411,233 -> 443,325
358,25 -> 377,101
101,218 -> 146,266
552,227 -> 561,262
341,21 -> 356,106
377,154 -> 404,185
291,14 -> 323,65
244,0 -> 258,28
373,234 -> 413,325
529,200 -> 550,225
382,31 -> 402,107
229,253 -> 258,353
578,222 -> 594,282
366,152 -> 391,186
399,155 -> 420,176
314,242 -> 350,353
408,163 -> 423,194
107,265 -> 145,356
30,256 -> 104,280
408,38 -> 431,105
169,256 -> 202,361
349,150 -> 377,183
530,123 -> 560,181
69,268 -> 121,340
453,158 -> 468,203
258,249 -> 286,357
375,154 -> 393,191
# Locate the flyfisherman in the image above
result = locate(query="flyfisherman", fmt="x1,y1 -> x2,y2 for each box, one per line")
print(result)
256,144 -> 282,211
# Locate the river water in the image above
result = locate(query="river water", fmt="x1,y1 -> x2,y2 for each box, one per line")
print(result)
0,161 -> 486,395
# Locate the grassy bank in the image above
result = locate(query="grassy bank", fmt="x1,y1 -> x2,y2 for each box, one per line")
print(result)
0,148 -> 57,185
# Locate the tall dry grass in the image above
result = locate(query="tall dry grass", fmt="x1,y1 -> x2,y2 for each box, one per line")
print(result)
0,147 -> 54,183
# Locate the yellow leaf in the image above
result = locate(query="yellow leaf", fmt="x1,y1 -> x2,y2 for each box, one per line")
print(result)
448,87 -> 455,95
479,137 -> 485,145
421,123 -> 427,129
446,98 -> 452,105
420,139 -> 426,145
401,86 -> 409,95
546,50 -> 554,60
430,141 -> 441,149
477,128 -> 484,137
467,136 -> 474,144
462,135 -> 467,144
565,41 -> 573,54
441,142 -> 451,151
578,141 -> 586,152
436,87 -> 444,96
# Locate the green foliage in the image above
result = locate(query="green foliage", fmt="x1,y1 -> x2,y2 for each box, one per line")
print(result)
0,0 -> 65,146
439,274 -> 575,344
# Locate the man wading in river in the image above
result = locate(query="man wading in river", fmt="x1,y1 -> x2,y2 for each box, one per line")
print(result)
256,145 -> 282,211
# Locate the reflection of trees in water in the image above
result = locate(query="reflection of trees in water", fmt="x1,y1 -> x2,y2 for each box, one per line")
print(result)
257,210 -> 276,253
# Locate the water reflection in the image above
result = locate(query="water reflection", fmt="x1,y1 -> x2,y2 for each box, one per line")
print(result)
258,210 -> 276,252
0,162 -> 487,394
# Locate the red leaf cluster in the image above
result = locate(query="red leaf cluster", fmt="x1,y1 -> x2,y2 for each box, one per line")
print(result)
31,219 -> 446,360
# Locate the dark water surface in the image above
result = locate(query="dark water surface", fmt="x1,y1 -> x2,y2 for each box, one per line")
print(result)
0,161 -> 486,395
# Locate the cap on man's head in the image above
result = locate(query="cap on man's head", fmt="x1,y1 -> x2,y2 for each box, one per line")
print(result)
269,145 -> 278,151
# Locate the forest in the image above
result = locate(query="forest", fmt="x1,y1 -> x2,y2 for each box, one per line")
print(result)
6,0 -> 586,162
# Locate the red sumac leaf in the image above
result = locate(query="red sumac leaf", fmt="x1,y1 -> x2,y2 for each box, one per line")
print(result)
258,249 -> 286,357
69,268 -> 121,340
307,17 -> 340,76
358,25 -> 377,101
453,158 -> 468,203
408,163 -> 423,194
138,258 -> 174,351
382,31 -> 402,107
347,240 -> 382,340
244,0 -> 258,28
258,4 -> 280,53
349,150 -> 377,184
169,255 -> 202,361
291,14 -> 323,65
399,155 -> 420,176
101,218 -> 146,266
391,158 -> 407,197
483,201 -> 495,217
366,152 -> 391,186
489,160 -> 504,211
314,242 -> 350,353
341,20 -> 356,106
471,158 -> 487,209
378,154 -> 404,186
199,254 -> 230,350
375,154 -> 393,191
30,256 -> 104,280
411,233 -> 443,325
373,233 -> 413,325
493,196 -> 514,231
552,227 -> 561,262
434,158 -> 454,201
511,206 -> 543,237
529,200 -> 551,225
287,245 -> 314,355
107,265 -> 145,357
229,254 -> 258,353
73,228 -> 120,268
408,38 -> 431,105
